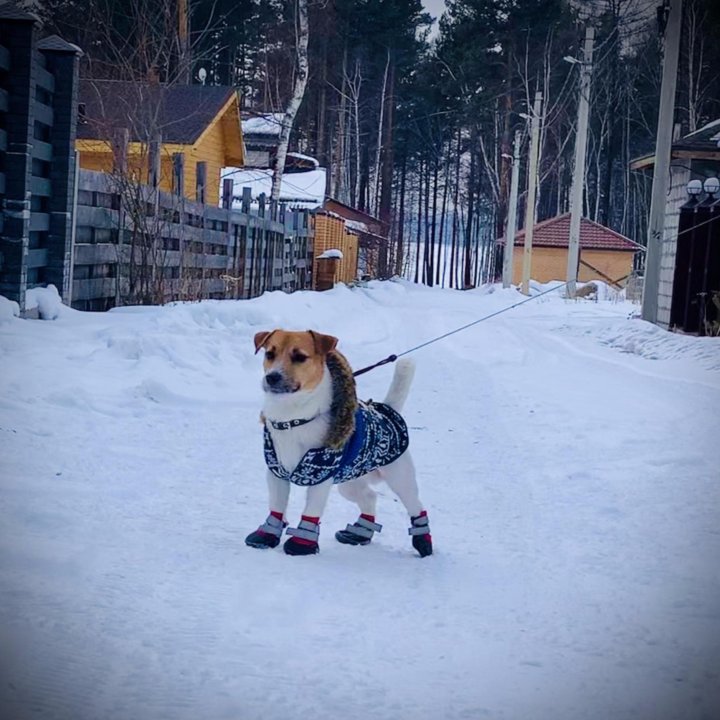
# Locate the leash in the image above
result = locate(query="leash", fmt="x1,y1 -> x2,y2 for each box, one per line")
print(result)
352,281 -> 573,377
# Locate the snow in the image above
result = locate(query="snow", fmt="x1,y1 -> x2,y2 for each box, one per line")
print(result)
25,284 -> 64,320
241,113 -> 284,137
317,248 -> 344,260
287,151 -> 320,168
222,167 -> 327,208
1,281 -> 719,720
345,218 -> 369,234
0,294 -> 19,323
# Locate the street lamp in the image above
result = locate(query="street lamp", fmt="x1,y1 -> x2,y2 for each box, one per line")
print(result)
686,179 -> 703,196
703,177 -> 719,197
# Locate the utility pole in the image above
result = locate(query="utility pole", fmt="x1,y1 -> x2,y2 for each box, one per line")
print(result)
642,0 -> 683,323
502,130 -> 522,288
521,91 -> 543,295
566,26 -> 595,298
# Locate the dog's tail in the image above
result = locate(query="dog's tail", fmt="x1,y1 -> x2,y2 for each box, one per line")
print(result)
383,358 -> 415,413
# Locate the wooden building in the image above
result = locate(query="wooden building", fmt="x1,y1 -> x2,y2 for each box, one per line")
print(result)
312,212 -> 359,288
322,199 -> 389,279
498,214 -> 642,287
76,80 -> 245,206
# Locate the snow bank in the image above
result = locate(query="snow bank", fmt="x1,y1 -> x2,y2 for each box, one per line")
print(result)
25,285 -> 64,320
0,294 -> 19,323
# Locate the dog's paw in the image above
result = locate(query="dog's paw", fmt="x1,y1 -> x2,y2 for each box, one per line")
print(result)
409,512 -> 433,557
335,516 -> 382,546
245,529 -> 281,549
412,534 -> 433,558
283,537 -> 319,555
335,528 -> 372,546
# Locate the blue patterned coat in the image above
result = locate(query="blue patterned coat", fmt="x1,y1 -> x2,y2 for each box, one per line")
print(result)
264,401 -> 410,486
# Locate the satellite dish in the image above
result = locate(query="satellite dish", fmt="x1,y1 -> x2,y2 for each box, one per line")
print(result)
198,67 -> 207,85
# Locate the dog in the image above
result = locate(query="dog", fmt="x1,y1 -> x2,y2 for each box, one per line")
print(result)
245,329 -> 432,557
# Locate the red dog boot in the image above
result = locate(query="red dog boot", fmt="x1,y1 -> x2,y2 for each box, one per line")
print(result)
408,511 -> 433,557
245,512 -> 286,549
335,514 -> 382,546
284,516 -> 320,556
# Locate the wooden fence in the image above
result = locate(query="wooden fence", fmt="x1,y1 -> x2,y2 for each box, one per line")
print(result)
71,170 -> 313,311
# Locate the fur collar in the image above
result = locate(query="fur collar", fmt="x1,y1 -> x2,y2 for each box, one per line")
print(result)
324,350 -> 358,449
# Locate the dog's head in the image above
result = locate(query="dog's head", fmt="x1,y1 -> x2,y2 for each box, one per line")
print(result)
254,329 -> 338,395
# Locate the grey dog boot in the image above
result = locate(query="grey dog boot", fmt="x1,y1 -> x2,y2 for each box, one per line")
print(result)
335,514 -> 383,546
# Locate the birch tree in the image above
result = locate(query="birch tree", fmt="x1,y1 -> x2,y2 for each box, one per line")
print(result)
271,0 -> 309,201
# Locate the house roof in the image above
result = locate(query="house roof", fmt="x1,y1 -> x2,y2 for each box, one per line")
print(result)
498,214 -> 642,252
242,113 -> 284,137
677,118 -> 720,149
630,118 -> 720,169
78,79 -> 238,145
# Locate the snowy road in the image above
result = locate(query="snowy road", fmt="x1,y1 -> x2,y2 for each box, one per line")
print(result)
1,281 -> 719,720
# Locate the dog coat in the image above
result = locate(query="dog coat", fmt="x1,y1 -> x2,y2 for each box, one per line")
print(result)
264,401 -> 410,487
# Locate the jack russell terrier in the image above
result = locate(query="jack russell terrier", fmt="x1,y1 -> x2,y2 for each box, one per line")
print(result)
245,329 -> 432,557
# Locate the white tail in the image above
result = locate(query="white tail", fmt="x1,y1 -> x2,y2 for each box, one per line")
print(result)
383,358 -> 415,412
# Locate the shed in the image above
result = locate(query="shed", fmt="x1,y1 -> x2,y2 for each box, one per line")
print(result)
498,213 -> 642,287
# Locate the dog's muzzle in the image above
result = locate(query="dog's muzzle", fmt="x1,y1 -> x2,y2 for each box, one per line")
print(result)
263,371 -> 299,394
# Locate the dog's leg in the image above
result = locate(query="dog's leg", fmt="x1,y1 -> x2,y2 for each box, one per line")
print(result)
381,452 -> 433,557
283,481 -> 334,556
245,471 -> 291,550
267,469 -> 290,516
335,476 -> 383,546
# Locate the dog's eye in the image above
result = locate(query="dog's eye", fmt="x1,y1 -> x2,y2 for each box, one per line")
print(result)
291,352 -> 308,363
265,350 -> 276,361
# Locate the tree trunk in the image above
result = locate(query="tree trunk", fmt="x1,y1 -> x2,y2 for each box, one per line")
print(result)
464,145 -> 476,289
395,154 -> 407,277
332,47 -> 348,199
437,146 -> 450,287
414,162 -> 423,284
271,0 -> 309,201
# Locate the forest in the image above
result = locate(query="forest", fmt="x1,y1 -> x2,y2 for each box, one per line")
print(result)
40,0 -> 720,287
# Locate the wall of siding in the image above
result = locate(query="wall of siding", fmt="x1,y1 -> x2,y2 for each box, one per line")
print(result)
312,214 -> 359,287
510,246 -> 634,286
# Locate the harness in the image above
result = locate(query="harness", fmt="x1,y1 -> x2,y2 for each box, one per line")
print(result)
264,401 -> 409,487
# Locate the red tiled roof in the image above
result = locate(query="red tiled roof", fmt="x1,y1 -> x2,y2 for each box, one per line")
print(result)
498,213 -> 642,252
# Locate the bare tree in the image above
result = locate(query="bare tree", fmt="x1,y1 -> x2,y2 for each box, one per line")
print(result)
271,0 -> 309,201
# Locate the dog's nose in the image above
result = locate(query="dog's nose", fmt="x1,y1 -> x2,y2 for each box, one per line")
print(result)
265,371 -> 282,387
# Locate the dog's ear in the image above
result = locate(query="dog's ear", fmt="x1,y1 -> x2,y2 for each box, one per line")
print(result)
309,330 -> 338,355
254,330 -> 277,354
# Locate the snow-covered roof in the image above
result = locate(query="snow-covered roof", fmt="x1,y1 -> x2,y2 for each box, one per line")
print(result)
241,114 -> 284,137
684,118 -> 720,140
221,167 -> 327,209
317,249 -> 343,260
344,219 -> 369,234
287,152 -> 319,168
678,118 -> 720,147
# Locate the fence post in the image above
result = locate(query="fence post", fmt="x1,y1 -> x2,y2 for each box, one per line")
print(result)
172,152 -> 184,197
196,161 -> 207,204
241,187 -> 251,214
222,177 -> 233,210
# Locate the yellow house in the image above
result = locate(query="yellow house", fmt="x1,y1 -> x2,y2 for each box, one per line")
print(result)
76,79 -> 244,205
499,214 -> 642,287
